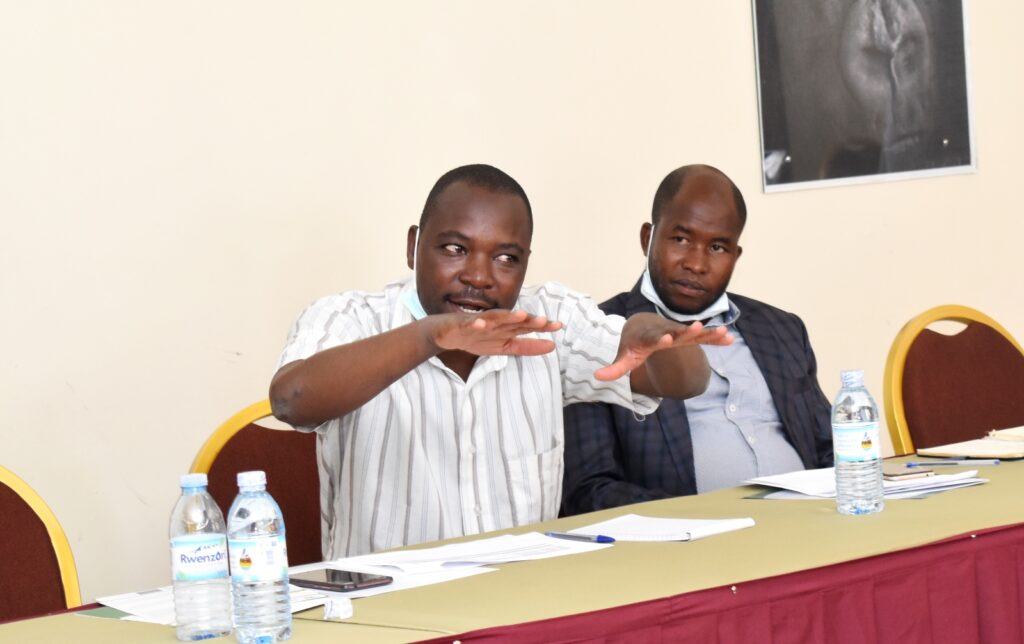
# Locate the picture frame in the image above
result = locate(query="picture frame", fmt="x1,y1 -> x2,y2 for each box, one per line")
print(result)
752,0 -> 975,192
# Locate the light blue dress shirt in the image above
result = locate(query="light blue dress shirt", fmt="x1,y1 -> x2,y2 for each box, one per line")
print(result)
686,303 -> 806,493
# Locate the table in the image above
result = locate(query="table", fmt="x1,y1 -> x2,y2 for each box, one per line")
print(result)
5,458 -> 1023,643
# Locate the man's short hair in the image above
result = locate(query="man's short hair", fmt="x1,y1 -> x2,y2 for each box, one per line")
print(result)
651,165 -> 747,229
420,164 -> 533,231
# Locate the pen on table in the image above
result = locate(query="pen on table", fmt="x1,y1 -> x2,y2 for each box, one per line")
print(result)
906,459 -> 1000,467
544,531 -> 616,544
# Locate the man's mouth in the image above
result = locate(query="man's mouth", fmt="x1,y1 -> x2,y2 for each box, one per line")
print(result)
672,280 -> 706,298
446,296 -> 494,314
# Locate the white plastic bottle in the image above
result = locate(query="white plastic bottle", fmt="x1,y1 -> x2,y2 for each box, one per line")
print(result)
169,473 -> 232,641
832,370 -> 884,515
227,470 -> 292,644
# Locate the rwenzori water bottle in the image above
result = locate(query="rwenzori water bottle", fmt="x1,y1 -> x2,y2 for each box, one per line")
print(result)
227,470 -> 292,644
832,370 -> 884,515
169,473 -> 232,641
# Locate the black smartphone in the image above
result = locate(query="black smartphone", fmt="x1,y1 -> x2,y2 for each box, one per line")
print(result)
290,568 -> 393,592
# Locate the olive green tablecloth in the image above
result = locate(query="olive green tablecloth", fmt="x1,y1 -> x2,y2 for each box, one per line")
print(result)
5,457 -> 1020,642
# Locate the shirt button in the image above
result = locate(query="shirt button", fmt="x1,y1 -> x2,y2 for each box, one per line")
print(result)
474,506 -> 482,516
747,436 -> 756,445
729,404 -> 737,412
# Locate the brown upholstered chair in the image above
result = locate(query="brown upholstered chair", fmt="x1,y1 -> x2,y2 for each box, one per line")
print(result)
190,400 -> 322,565
0,465 -> 81,622
883,305 -> 1024,455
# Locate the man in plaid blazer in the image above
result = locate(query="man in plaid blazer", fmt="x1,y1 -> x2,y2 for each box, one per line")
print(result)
562,165 -> 833,515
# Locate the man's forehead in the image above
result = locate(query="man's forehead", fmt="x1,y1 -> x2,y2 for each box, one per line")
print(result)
425,183 -> 531,234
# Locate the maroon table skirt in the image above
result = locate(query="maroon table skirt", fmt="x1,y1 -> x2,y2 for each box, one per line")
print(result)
419,522 -> 1024,644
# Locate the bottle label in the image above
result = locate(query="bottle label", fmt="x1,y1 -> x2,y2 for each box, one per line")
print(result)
833,421 -> 881,462
170,534 -> 229,582
229,536 -> 288,583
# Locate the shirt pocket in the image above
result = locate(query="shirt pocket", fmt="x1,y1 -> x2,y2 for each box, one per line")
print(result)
506,441 -> 565,525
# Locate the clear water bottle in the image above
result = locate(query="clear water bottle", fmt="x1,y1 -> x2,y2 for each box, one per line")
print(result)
227,470 -> 292,644
832,370 -> 884,515
169,473 -> 232,641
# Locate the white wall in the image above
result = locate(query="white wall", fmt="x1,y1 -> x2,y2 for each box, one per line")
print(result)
2,1 -> 1021,601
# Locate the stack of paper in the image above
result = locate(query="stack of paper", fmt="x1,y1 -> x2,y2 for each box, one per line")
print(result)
917,425 -> 1024,458
567,513 -> 755,542
744,467 -> 986,500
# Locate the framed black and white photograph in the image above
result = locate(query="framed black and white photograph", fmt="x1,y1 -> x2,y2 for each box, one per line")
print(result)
753,0 -> 975,192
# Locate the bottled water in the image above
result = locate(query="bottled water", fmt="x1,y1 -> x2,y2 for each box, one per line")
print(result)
832,370 -> 884,515
169,473 -> 232,641
227,470 -> 292,644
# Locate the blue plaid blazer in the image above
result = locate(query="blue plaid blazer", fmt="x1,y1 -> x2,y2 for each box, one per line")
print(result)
561,279 -> 833,516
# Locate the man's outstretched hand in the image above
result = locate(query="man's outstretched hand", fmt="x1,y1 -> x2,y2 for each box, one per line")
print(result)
430,309 -> 563,357
594,313 -> 733,382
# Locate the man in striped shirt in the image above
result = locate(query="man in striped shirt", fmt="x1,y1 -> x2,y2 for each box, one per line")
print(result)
270,164 -> 733,560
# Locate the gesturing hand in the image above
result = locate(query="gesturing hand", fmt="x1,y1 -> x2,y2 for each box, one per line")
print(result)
431,309 -> 563,357
594,313 -> 733,382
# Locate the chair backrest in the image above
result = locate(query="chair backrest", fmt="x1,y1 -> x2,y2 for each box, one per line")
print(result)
0,465 -> 81,622
191,400 -> 322,565
884,305 -> 1024,455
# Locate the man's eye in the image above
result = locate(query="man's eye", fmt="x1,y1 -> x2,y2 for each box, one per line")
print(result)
710,243 -> 727,253
442,244 -> 464,254
670,236 -> 688,244
496,254 -> 519,264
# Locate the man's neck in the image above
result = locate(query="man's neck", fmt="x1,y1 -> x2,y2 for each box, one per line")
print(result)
439,349 -> 479,382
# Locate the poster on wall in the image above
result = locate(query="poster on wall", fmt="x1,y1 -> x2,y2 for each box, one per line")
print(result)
752,0 -> 975,192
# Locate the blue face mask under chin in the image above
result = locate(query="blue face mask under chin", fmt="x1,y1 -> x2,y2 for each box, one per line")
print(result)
403,227 -> 429,320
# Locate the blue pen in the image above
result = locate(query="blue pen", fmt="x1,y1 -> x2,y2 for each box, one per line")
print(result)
906,459 -> 1000,467
544,531 -> 615,544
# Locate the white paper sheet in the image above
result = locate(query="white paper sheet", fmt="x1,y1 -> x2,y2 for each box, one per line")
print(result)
286,562 -> 496,599
567,513 -> 755,542
98,585 -> 327,626
341,532 -> 611,574
744,466 -> 986,499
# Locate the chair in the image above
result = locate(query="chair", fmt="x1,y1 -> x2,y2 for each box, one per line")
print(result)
190,400 -> 322,565
0,465 -> 81,622
884,305 -> 1024,455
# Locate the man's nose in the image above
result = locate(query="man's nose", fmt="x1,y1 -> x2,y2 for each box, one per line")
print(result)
681,246 -> 709,274
459,254 -> 494,288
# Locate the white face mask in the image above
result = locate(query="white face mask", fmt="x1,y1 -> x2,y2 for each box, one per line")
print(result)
402,227 -> 429,320
639,222 -> 731,323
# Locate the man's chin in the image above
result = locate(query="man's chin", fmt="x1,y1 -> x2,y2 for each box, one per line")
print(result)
663,298 -> 713,317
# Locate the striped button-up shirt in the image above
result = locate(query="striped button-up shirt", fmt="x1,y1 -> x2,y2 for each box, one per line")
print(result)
278,277 -> 657,559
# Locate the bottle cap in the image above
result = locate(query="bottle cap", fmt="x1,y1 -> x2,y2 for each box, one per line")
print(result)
237,470 -> 267,487
179,473 -> 208,488
840,370 -> 865,388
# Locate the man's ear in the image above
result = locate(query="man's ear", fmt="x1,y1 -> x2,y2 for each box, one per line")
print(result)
736,245 -> 743,259
406,225 -> 418,270
640,222 -> 652,257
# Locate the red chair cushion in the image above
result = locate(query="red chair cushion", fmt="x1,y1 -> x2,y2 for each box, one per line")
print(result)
0,483 -> 68,621
205,425 -> 322,565
902,323 -> 1024,449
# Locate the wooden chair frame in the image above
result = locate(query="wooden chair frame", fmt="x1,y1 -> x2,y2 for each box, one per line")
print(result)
190,399 -> 273,473
0,465 -> 82,608
883,304 -> 1024,456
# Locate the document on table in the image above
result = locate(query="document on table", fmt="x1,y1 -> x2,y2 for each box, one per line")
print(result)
342,532 -> 611,574
286,561 -> 496,599
744,467 -> 986,499
917,426 -> 1024,458
96,585 -> 327,626
567,513 -> 755,542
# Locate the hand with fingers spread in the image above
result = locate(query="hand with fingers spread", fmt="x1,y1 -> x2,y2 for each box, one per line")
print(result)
430,309 -> 562,357
595,312 -> 734,398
